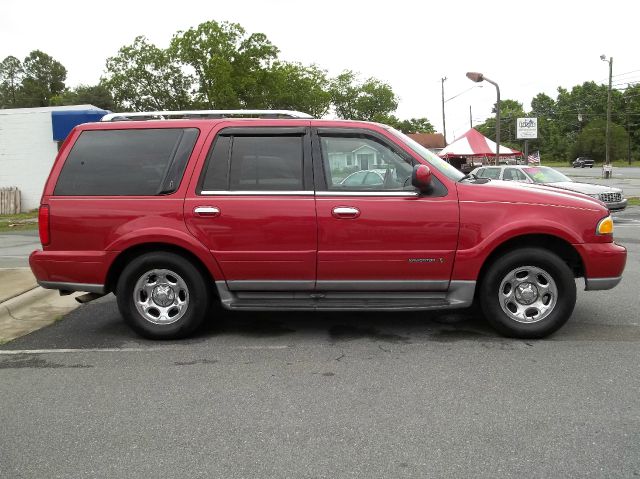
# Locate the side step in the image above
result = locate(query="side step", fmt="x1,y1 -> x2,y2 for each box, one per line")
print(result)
215,281 -> 476,311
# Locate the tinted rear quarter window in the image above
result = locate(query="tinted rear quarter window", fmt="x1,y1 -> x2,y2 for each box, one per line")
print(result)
54,128 -> 198,196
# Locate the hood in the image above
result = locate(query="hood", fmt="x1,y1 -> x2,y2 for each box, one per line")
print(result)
457,178 -> 607,212
546,181 -> 621,195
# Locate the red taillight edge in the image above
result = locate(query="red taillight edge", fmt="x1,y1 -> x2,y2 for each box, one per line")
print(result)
38,205 -> 50,246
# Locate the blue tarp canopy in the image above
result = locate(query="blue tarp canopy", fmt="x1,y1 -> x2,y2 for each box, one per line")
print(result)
51,109 -> 109,141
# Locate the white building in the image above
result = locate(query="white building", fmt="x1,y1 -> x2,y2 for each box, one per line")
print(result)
0,105 -> 107,211
328,144 -> 383,171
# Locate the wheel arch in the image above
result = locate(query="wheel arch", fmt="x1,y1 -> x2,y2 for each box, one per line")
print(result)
476,234 -> 585,294
105,242 -> 219,296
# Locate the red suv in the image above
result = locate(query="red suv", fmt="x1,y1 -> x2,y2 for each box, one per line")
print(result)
30,110 -> 627,339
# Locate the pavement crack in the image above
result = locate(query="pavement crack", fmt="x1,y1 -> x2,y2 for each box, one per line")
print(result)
3,305 -> 20,321
335,351 -> 346,362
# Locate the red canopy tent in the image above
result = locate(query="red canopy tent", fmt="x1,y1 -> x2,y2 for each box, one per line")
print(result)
439,128 -> 522,159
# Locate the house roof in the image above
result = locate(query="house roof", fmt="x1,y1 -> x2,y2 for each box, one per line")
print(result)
407,133 -> 446,149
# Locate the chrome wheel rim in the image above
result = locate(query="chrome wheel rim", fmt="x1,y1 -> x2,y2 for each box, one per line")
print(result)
498,265 -> 557,324
133,269 -> 189,325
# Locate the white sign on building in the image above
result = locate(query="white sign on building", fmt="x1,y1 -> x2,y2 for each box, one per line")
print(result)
516,117 -> 538,139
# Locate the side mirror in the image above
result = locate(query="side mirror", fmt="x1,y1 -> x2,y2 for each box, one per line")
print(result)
411,164 -> 432,192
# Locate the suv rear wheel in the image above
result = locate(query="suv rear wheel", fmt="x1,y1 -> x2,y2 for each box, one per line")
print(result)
116,252 -> 210,339
479,248 -> 576,338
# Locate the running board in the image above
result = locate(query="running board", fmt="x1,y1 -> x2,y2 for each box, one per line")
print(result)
214,281 -> 476,311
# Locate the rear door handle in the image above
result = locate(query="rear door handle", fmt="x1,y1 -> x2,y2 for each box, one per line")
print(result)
194,206 -> 221,217
332,206 -> 360,219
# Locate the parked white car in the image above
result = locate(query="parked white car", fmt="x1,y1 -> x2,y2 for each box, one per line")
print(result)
470,165 -> 627,211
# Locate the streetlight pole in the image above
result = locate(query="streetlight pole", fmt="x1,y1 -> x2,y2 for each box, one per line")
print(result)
466,72 -> 501,165
600,55 -> 613,168
441,77 -> 447,145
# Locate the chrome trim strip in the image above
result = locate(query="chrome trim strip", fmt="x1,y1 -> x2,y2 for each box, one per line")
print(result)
101,109 -> 313,121
316,191 -> 419,197
316,280 -> 449,291
38,281 -> 105,295
584,276 -> 622,291
227,280 -> 315,291
201,190 -> 314,196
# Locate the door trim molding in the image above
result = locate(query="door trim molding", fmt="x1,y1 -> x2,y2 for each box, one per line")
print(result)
315,279 -> 449,291
226,280 -> 315,291
200,190 -> 314,196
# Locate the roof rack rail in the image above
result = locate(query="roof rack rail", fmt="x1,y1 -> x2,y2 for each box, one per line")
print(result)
100,109 -> 313,122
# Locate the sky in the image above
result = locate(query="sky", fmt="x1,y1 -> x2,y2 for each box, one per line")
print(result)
2,0 -> 638,143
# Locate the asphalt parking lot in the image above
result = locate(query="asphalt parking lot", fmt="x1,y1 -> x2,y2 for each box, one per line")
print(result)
1,208 -> 639,478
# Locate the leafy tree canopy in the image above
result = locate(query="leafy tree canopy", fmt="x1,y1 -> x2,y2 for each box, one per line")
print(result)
102,36 -> 193,111
19,50 -> 67,107
0,55 -> 24,107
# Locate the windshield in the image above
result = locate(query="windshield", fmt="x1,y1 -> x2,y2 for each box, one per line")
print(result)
385,127 -> 465,181
522,166 -> 571,184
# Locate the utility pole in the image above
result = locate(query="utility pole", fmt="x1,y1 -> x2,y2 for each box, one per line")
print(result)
601,55 -> 613,168
441,77 -> 447,144
606,58 -> 613,166
628,108 -> 631,165
469,105 -> 472,129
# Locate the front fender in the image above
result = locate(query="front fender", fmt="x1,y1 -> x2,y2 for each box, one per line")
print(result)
452,201 -> 589,280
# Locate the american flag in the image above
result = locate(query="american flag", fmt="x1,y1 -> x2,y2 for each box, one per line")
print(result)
527,150 -> 541,165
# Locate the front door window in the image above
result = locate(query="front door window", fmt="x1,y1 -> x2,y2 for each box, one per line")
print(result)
321,136 -> 414,191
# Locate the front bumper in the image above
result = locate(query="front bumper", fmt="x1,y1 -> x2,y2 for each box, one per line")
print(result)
573,242 -> 627,291
606,198 -> 627,212
584,276 -> 622,291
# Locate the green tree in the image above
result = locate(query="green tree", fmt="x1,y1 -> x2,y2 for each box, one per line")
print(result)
621,84 -> 640,162
476,99 -> 526,149
528,93 -> 571,161
382,116 -> 435,133
170,20 -> 278,108
102,36 -> 194,111
330,71 -> 398,121
573,119 -> 628,163
0,55 -> 24,107
51,84 -> 115,111
262,62 -> 331,117
19,50 -> 67,107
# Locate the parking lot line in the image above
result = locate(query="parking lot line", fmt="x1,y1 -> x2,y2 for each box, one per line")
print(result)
0,345 -> 292,355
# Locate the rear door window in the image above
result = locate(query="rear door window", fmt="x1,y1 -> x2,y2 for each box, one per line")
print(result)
54,128 -> 198,196
199,131 -> 306,192
230,136 -> 302,190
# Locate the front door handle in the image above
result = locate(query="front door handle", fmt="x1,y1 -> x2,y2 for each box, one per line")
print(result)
194,206 -> 221,217
332,206 -> 360,219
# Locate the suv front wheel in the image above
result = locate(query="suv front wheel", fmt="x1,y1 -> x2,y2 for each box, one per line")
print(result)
116,252 -> 211,339
479,248 -> 576,338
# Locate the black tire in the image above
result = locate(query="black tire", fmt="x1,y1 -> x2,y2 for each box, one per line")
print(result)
116,252 -> 211,339
479,248 -> 576,339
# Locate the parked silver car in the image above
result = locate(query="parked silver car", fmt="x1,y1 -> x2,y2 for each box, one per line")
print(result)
470,165 -> 627,211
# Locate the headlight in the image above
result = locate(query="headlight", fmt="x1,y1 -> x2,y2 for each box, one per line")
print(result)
596,216 -> 613,235
588,194 -> 600,199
